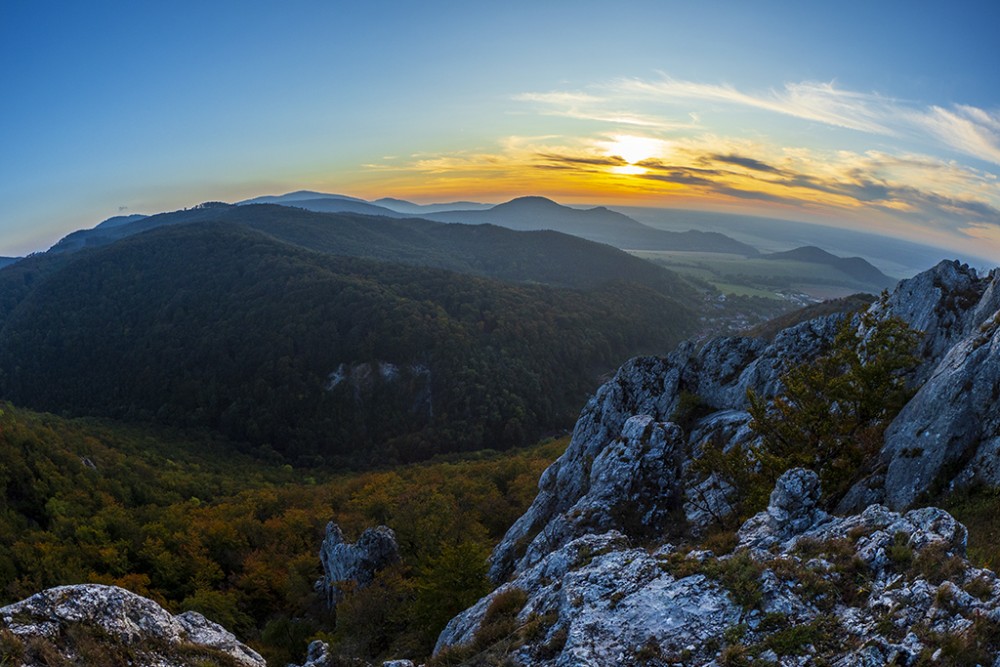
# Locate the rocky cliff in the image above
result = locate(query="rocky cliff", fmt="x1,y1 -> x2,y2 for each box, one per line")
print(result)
434,260 -> 1000,665
489,260 -> 1000,584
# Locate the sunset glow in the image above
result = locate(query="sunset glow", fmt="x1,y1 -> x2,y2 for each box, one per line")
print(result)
1,2 -> 997,263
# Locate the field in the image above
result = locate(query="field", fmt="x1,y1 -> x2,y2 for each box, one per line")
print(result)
629,250 -> 886,302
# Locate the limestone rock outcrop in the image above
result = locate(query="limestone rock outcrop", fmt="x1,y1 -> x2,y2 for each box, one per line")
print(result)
438,470 -> 1000,666
319,522 -> 400,606
490,260 -> 1000,583
0,584 -> 265,667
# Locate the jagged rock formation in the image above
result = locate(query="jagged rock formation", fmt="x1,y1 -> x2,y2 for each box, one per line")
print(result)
0,584 -> 265,666
489,260 -> 1000,583
318,522 -> 400,606
437,470 -> 1000,666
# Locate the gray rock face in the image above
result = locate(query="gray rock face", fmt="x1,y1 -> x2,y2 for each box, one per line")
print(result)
736,468 -> 827,545
489,312 -> 846,583
437,473 -> 998,667
0,584 -> 265,667
319,522 -> 400,606
511,415 -> 685,576
491,260 -> 1000,584
881,260 -> 999,383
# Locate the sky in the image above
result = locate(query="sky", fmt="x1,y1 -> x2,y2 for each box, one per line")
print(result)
1,0 -> 999,262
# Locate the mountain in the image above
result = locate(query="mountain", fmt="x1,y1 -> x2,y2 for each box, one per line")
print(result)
35,203 -> 699,296
237,190 -> 367,205
426,196 -> 760,255
47,202 -> 236,253
95,213 -> 148,229
762,245 -> 897,287
0,221 -> 698,464
0,257 -> 18,269
272,197 -> 407,217
44,195 -> 758,260
373,197 -> 494,214
619,205 -> 989,276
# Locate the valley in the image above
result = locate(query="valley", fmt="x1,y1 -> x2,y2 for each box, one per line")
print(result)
0,196 -> 996,666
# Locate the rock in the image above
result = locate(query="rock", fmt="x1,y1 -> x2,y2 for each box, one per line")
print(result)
766,468 -> 824,532
319,522 -> 400,606
287,639 -> 332,667
509,415 -> 685,576
489,313 -> 845,582
450,260 -> 1000,665
737,468 -> 827,549
437,477 -> 1000,666
0,584 -> 264,667
881,260 -> 998,382
493,261 -> 1000,581
878,313 -> 1000,508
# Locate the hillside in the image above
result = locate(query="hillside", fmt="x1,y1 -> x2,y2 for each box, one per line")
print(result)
762,245 -> 897,287
427,196 -> 760,255
0,221 -> 698,464
0,404 -> 564,664
38,203 -> 700,297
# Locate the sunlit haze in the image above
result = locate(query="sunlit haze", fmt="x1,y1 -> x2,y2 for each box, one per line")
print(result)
2,1 -> 998,263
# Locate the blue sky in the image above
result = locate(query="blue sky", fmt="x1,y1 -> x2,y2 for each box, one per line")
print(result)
1,1 -> 998,260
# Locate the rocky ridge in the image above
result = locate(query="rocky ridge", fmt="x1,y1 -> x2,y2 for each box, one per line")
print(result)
489,260 -> 1000,584
436,469 -> 1000,666
429,260 -> 1000,665
0,584 -> 265,666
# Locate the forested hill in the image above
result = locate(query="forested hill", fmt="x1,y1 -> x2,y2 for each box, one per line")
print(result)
43,203 -> 698,296
0,222 -> 698,465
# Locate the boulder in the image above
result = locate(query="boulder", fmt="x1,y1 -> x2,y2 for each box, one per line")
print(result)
0,584 -> 265,667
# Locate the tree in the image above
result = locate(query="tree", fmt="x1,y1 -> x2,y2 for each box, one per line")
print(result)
746,298 -> 921,507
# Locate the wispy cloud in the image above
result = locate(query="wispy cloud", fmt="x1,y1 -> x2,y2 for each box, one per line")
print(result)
523,75 -> 1000,168
611,75 -> 1000,167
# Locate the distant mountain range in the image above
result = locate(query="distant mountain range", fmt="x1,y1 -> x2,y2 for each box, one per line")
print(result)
48,194 -> 761,258
761,245 -> 896,288
39,192 -> 903,298
47,204 -> 695,295
238,192 -> 760,255
618,205 -> 984,277
0,258 -> 18,269
423,196 -> 760,255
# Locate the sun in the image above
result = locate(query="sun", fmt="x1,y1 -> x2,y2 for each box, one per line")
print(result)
599,135 -> 667,174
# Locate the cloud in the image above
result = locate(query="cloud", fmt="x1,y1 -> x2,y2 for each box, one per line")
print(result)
553,75 -> 1000,167
536,153 -> 628,167
708,154 -> 783,173
912,104 -> 1000,165
515,89 -> 701,131
514,91 -> 604,105
615,77 -> 899,134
